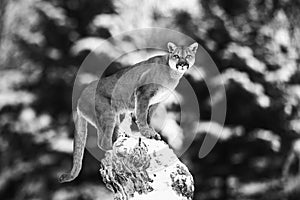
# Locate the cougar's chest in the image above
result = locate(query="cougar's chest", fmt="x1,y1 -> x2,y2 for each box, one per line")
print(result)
149,87 -> 171,105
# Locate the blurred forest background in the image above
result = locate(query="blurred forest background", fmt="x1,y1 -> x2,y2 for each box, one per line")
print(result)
1,0 -> 300,199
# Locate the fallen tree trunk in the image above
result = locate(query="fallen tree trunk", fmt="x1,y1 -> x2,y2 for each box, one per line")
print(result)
99,132 -> 194,200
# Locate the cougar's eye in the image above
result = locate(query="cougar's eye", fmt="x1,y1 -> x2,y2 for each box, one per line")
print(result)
186,55 -> 192,59
173,55 -> 179,59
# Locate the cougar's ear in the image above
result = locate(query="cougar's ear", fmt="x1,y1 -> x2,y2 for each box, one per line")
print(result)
167,42 -> 177,53
189,42 -> 198,54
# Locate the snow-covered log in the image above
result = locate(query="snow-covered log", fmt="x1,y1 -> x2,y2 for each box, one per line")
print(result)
100,132 -> 194,200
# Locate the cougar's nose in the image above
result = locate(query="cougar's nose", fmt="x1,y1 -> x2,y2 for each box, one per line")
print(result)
176,60 -> 189,68
177,60 -> 186,65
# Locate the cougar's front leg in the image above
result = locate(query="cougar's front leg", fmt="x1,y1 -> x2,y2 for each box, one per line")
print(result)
135,86 -> 160,140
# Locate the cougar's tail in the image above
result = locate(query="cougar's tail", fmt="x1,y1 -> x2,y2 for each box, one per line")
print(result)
59,109 -> 87,183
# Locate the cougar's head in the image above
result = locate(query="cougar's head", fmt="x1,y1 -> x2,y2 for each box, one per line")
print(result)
167,42 -> 198,73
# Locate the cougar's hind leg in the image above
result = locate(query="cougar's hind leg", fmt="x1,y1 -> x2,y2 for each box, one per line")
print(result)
147,103 -> 159,125
95,96 -> 118,151
59,110 -> 88,183
112,114 -> 120,144
97,110 -> 117,151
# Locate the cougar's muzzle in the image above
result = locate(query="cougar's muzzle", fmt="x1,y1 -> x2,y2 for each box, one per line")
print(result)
176,60 -> 189,70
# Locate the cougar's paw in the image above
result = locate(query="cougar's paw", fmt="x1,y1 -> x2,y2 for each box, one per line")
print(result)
59,173 -> 75,183
140,127 -> 161,140
152,132 -> 161,140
